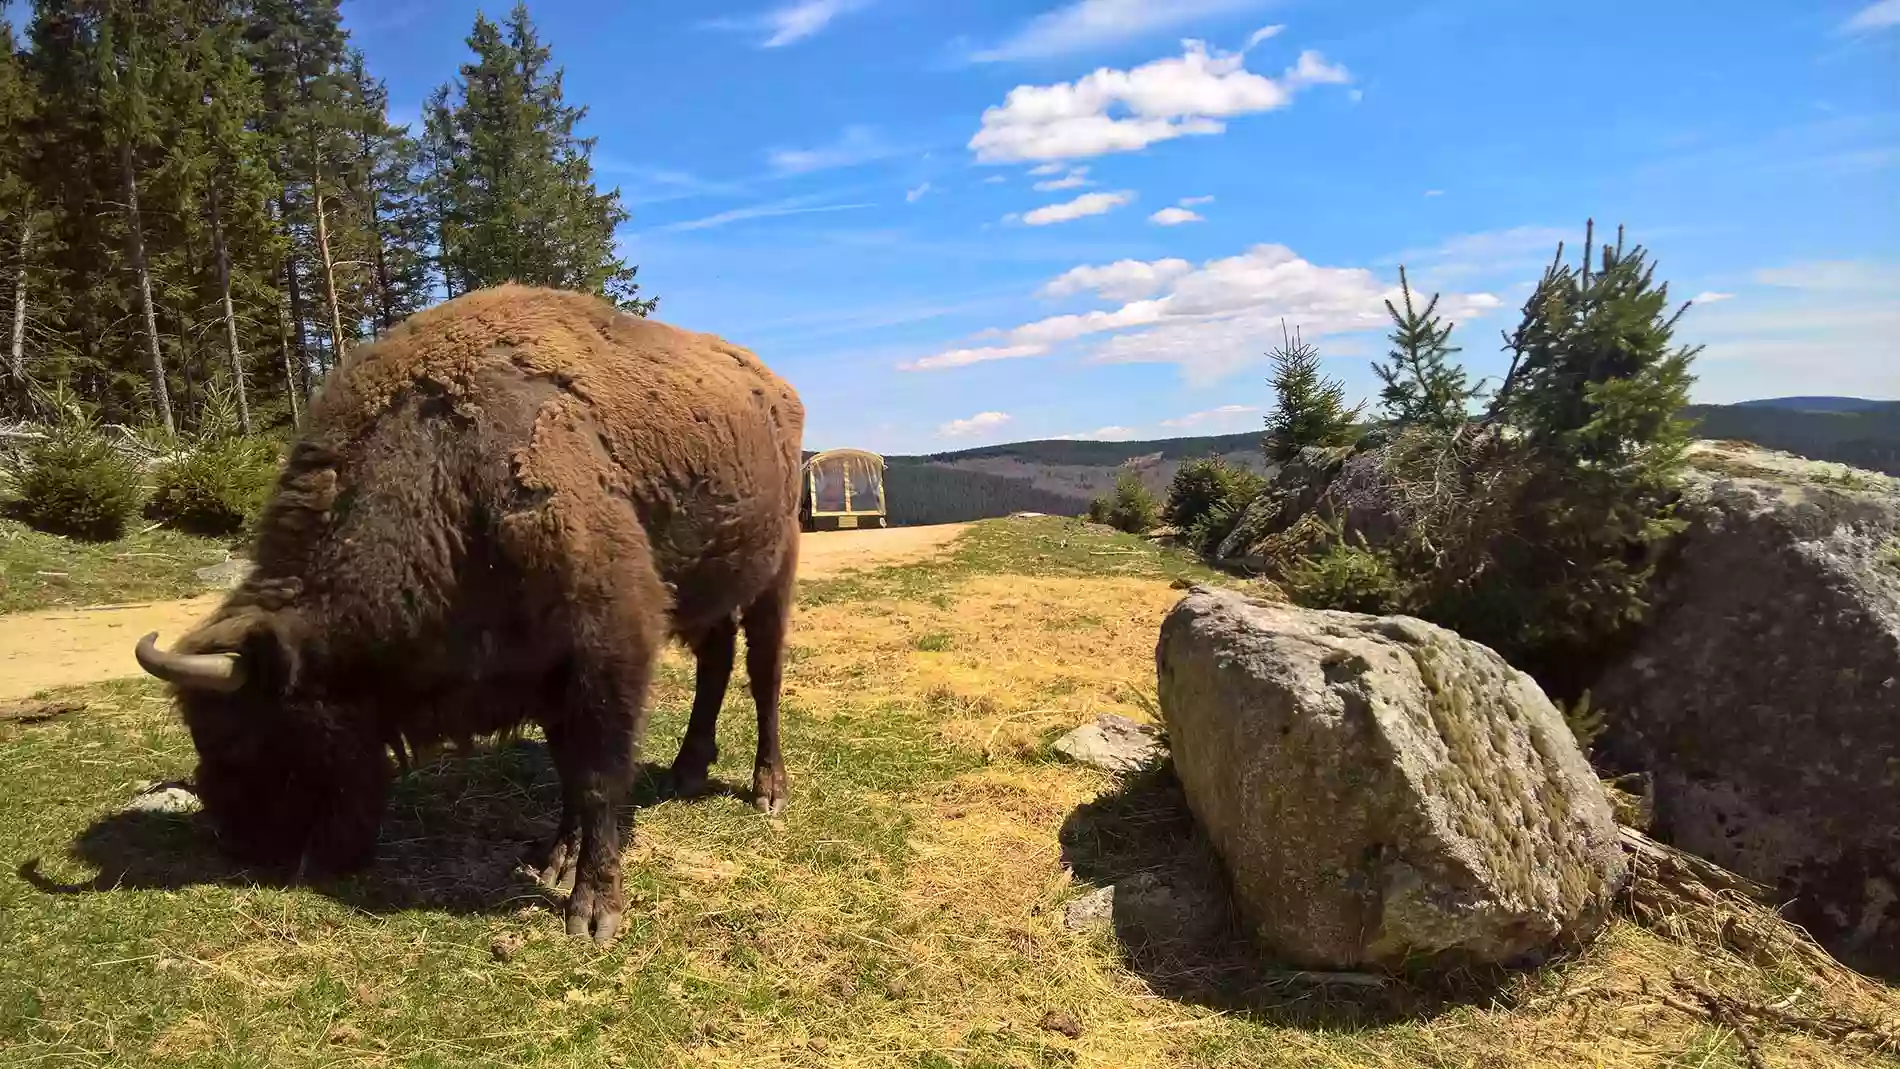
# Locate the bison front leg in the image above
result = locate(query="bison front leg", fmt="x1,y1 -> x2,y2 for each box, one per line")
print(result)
669,617 -> 737,798
547,659 -> 647,947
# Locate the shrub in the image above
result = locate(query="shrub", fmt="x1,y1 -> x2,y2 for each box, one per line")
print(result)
1280,535 -> 1411,616
1087,471 -> 1159,534
1165,455 -> 1265,555
148,436 -> 282,536
9,427 -> 141,541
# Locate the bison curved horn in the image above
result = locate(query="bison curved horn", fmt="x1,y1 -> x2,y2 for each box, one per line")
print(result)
135,632 -> 247,694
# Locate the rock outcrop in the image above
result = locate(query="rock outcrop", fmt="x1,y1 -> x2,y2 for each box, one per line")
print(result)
1215,441 -> 1403,572
1156,586 -> 1626,970
1593,441 -> 1900,969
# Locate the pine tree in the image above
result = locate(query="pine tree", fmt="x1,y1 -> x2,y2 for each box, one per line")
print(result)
1263,323 -> 1362,463
1371,265 -> 1478,431
0,17 -> 41,413
428,3 -> 655,313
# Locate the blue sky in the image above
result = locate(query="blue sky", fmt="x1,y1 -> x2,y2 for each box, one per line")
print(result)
340,0 -> 1900,454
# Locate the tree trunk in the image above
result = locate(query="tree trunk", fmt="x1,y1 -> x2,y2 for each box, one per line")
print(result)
311,179 -> 348,367
208,184 -> 251,435
274,193 -> 311,401
7,218 -> 28,400
357,126 -> 395,335
120,139 -> 174,435
274,295 -> 301,426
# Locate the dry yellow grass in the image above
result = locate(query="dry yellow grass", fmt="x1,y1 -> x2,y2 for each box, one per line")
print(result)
4,519 -> 1896,1068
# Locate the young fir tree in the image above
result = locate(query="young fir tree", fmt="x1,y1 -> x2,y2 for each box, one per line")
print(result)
1263,323 -> 1362,463
1425,221 -> 1700,678
1371,265 -> 1478,431
427,3 -> 655,313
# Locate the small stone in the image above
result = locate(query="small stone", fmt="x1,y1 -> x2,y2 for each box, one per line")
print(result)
490,931 -> 526,962
806,1038 -> 829,1052
1062,885 -> 1116,933
122,783 -> 200,815
1038,1011 -> 1082,1039
326,1023 -> 364,1046
1050,714 -> 1163,774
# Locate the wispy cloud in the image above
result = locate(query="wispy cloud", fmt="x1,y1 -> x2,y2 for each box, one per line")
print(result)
972,0 -> 1267,63
1159,403 -> 1259,428
1844,0 -> 1900,32
905,182 -> 933,203
706,0 -> 875,49
1149,207 -> 1204,225
939,410 -> 1013,438
1053,425 -> 1138,440
1034,167 -> 1093,191
1690,291 -> 1736,304
1019,190 -> 1135,225
904,243 -> 1501,384
769,125 -> 902,173
658,195 -> 874,232
970,40 -> 1351,164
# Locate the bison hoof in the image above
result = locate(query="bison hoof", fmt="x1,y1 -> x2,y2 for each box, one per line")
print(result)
566,881 -> 623,947
752,763 -> 789,816
668,761 -> 713,800
530,833 -> 578,891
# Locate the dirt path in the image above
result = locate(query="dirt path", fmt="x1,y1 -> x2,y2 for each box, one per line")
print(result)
0,523 -> 969,702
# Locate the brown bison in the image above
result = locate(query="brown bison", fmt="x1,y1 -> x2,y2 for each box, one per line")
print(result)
133,284 -> 806,944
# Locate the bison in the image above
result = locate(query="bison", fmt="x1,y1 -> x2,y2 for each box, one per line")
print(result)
133,284 -> 806,944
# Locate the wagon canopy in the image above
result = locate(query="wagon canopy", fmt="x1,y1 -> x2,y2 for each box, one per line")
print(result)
805,448 -> 887,525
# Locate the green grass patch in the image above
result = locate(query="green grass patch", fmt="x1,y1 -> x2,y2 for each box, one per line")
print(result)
0,518 -> 232,614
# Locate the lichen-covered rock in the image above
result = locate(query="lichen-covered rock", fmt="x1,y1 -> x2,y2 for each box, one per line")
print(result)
1215,446 -> 1350,569
1593,441 -> 1900,970
1050,714 -> 1163,773
1156,587 -> 1626,970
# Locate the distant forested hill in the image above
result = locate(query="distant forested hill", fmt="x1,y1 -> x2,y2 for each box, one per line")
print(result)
796,396 -> 1900,528
1685,401 -> 1900,475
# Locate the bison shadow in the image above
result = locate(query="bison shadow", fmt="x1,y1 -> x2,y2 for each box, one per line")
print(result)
1057,759 -> 1530,1028
22,737 -> 748,917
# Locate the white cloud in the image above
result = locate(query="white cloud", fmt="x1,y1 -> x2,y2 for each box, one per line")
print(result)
1054,425 -> 1139,440
1390,225 -> 1573,286
1034,166 -> 1093,191
1845,0 -> 1900,32
658,196 -> 874,232
1159,404 -> 1259,428
1180,195 -> 1215,206
1244,24 -> 1285,50
1690,291 -> 1735,304
769,125 -> 900,173
973,0 -> 1263,63
1753,260 -> 1900,291
1150,206 -> 1204,225
706,0 -> 874,48
1020,190 -> 1135,225
1424,189 -> 1444,197
906,182 -> 933,203
1029,163 -> 1066,176
902,344 -> 1049,372
968,39 -> 1351,164
1042,258 -> 1194,300
903,243 -> 1500,384
982,175 -> 1009,184
939,411 -> 1014,438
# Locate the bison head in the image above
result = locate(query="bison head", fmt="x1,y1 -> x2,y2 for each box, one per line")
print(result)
135,626 -> 389,875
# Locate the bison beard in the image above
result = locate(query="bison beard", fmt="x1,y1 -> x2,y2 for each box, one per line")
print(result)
134,285 -> 806,945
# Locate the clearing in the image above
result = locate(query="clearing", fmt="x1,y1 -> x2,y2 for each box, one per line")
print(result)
1,518 -> 1894,1068
0,522 -> 969,702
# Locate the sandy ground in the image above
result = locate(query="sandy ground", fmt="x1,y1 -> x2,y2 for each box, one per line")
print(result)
0,523 -> 968,703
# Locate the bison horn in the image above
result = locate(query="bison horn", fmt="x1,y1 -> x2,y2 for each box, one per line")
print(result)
135,632 -> 247,694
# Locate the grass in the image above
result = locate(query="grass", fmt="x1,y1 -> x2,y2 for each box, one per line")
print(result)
2,516 -> 1896,1068
0,517 -> 232,614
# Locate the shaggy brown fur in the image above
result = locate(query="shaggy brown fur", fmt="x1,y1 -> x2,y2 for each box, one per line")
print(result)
136,284 -> 806,944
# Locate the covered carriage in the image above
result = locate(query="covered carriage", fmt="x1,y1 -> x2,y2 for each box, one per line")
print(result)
801,448 -> 888,531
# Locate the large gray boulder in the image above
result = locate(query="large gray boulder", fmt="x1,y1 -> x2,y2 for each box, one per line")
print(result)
1593,441 -> 1900,970
1156,587 -> 1626,970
